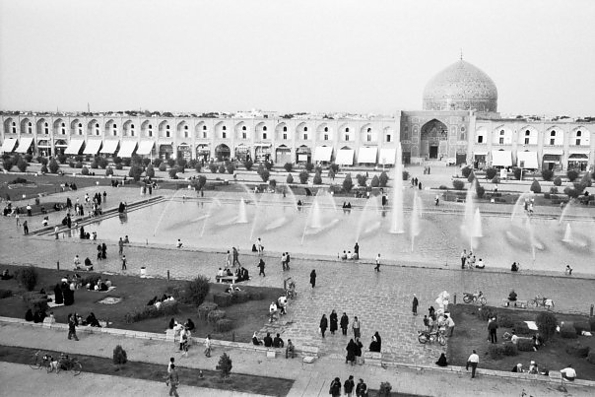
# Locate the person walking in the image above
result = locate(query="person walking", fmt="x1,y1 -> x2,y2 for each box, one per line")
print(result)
204,334 -> 212,357
255,237 -> 263,256
346,339 -> 357,366
353,242 -> 360,259
329,377 -> 341,397
121,255 -> 127,271
355,378 -> 368,397
329,310 -> 338,335
344,375 -> 355,397
310,269 -> 316,288
23,220 -> 29,235
118,237 -> 124,256
232,247 -> 241,267
445,314 -> 455,337
319,314 -> 328,338
466,350 -> 479,378
226,250 -> 232,268
352,316 -> 361,339
257,258 -> 266,277
67,314 -> 79,341
412,294 -> 419,315
374,253 -> 381,272
340,312 -> 349,336
460,249 -> 467,269
167,364 -> 180,397
488,317 -> 498,343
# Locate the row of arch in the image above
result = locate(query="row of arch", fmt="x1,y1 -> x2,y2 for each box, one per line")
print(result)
475,125 -> 591,146
2,117 -> 395,143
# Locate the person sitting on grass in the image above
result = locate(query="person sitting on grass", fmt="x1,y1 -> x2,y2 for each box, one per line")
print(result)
511,262 -> 519,272
263,332 -> 273,347
84,257 -> 94,271
184,318 -> 195,332
86,312 -> 101,327
273,333 -> 284,348
252,332 -> 263,346
435,353 -> 448,367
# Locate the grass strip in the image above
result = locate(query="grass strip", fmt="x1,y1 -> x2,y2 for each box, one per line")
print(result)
0,345 -> 293,396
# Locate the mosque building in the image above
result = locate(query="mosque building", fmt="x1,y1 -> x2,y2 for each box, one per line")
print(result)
1,58 -> 593,172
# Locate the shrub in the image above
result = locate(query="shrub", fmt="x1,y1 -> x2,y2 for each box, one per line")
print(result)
68,160 -> 75,168
517,338 -> 534,352
197,302 -> 218,321
2,158 -> 13,171
159,163 -> 167,172
379,171 -> 389,187
57,154 -> 67,164
142,158 -> 151,167
216,318 -> 234,332
370,175 -> 380,188
90,160 -> 98,169
38,156 -> 48,165
580,171 -> 592,187
513,321 -> 532,335
176,157 -> 187,170
492,176 -> 500,184
378,382 -> 392,397
40,164 -> 48,174
467,171 -> 475,183
105,166 -> 114,176
550,187 -> 558,194
209,163 -> 218,173
80,166 -> 89,175
488,344 -> 504,359
461,166 -> 472,178
328,169 -> 335,180
485,168 -> 497,180
502,343 -> 518,356
356,174 -> 367,187
343,173 -> 353,192
167,158 -> 175,167
313,172 -> 322,185
402,170 -> 409,180
115,163 -> 123,170
566,169 -> 579,182
553,176 -> 562,186
0,289 -> 13,299
439,185 -> 448,190
129,165 -> 142,181
283,162 -> 293,172
260,169 -> 270,182
560,322 -> 578,339
564,186 -> 581,199
216,353 -> 232,377
565,342 -> 590,358
476,183 -> 485,199
530,179 -> 541,193
213,293 -> 232,308
513,168 -> 522,180
231,291 -> 250,304
122,158 -> 131,167
257,163 -> 265,176
218,164 -> 226,174
113,345 -> 128,366
452,179 -> 465,190
112,156 -> 122,165
16,267 -> 38,291
245,289 -> 264,300
98,157 -> 108,169
299,170 -> 309,184
168,168 -> 177,179
286,173 -> 294,184
574,321 -> 590,334
226,162 -> 235,174
541,169 -> 554,181
153,158 -> 162,167
124,301 -> 179,323
17,158 -> 28,172
146,164 -> 155,178
305,162 -> 314,172
269,179 -> 277,188
588,351 -> 595,365
194,163 -> 202,173
243,159 -> 253,171
184,275 -> 210,306
498,315 -> 515,329
207,309 -> 227,323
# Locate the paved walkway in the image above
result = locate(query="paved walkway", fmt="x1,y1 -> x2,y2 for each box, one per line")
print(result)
0,322 -> 592,397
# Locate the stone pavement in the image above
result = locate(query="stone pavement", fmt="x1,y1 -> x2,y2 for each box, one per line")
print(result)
1,321 -> 593,397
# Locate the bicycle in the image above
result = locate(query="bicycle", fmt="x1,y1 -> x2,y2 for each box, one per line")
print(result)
528,295 -> 554,310
29,350 -> 50,371
58,354 -> 83,376
462,291 -> 487,306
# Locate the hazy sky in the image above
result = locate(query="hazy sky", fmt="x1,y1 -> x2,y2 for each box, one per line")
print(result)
1,0 -> 594,116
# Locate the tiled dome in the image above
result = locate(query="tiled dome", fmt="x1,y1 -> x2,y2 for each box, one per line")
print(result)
423,60 -> 498,112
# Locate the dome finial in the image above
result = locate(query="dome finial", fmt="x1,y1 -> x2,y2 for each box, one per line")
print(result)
460,48 -> 463,61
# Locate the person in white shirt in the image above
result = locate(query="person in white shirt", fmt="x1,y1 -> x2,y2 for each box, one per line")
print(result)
466,350 -> 479,378
445,315 -> 455,337
176,239 -> 183,248
561,365 -> 576,381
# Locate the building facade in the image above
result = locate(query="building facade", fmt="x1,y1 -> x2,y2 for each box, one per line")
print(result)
1,59 -> 593,171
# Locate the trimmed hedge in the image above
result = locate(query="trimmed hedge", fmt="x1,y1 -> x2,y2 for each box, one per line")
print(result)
488,344 -> 504,359
124,301 -> 179,323
560,322 -> 578,339
0,289 -> 13,299
16,267 -> 38,291
216,319 -> 234,332
498,315 -> 515,329
513,321 -> 532,335
565,342 -> 590,358
213,293 -> 233,307
574,321 -> 590,334
207,309 -> 226,324
231,291 -> 250,304
517,338 -> 534,352
588,351 -> 595,365
502,343 -> 518,356
197,302 -> 218,321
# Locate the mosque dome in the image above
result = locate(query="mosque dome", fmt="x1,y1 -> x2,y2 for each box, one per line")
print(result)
422,59 -> 498,112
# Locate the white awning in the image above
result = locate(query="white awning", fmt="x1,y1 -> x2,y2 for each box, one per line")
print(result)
473,151 -> 488,156
379,148 -> 397,165
568,148 -> 591,155
100,140 -> 119,155
118,141 -> 137,158
136,141 -> 155,156
1,138 -> 18,153
14,137 -> 33,153
83,140 -> 102,155
516,151 -> 538,169
358,147 -> 377,164
313,146 -> 333,162
64,139 -> 85,155
491,150 -> 512,167
542,148 -> 563,155
335,149 -> 354,165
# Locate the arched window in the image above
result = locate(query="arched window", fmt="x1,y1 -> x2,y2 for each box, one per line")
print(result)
95,123 -> 100,135
27,122 -> 33,134
184,125 -> 189,138
148,124 -> 153,137
44,123 -> 49,134
61,123 -> 66,135
130,124 -> 135,136
263,126 -> 267,131
283,126 -> 287,132
78,123 -> 83,135
11,122 -> 17,134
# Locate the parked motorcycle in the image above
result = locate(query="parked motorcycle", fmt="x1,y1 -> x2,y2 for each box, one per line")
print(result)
463,290 -> 487,305
417,330 -> 446,346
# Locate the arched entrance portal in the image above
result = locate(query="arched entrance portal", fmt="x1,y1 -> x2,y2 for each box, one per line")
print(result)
215,144 -> 231,161
420,119 -> 448,160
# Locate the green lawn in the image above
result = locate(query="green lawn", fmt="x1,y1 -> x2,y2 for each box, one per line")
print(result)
0,345 -> 294,396
447,304 -> 595,380
0,264 -> 283,342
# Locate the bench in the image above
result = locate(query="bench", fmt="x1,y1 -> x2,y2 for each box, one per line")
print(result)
216,275 -> 238,283
502,299 -> 527,309
548,370 -> 563,386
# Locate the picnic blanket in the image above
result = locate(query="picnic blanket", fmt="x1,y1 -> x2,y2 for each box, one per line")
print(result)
524,321 -> 538,331
47,294 -> 63,308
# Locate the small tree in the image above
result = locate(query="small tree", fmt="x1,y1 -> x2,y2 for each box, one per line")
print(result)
535,312 -> 557,342
105,166 -> 114,176
541,169 -> 554,181
452,179 -> 465,190
146,164 -> 155,178
286,173 -> 294,184
90,160 -> 98,169
98,157 -> 108,169
113,345 -> 128,367
513,168 -> 522,180
185,275 -> 210,306
142,158 -> 151,167
168,168 -> 178,179
243,159 -> 253,171
553,176 -> 562,186
153,158 -> 162,167
343,173 -> 353,192
16,267 -> 38,291
283,162 -> 293,172
226,162 -> 235,174
327,169 -> 335,180
299,170 -> 309,184
167,158 -> 176,168
129,165 -> 143,181
159,163 -> 167,172
461,166 -> 472,178
566,169 -> 579,182
194,162 -> 202,173
313,171 -> 322,185
485,167 -> 497,180
113,156 -> 123,165
329,163 -> 340,174
530,179 -> 541,193
356,174 -> 367,187
2,158 -> 13,171
467,171 -> 476,183
269,179 -> 277,189
260,169 -> 270,182
257,163 -> 265,177
305,162 -> 314,172
48,158 -> 59,173
57,154 -> 67,164
371,175 -> 380,188
81,166 -> 90,175
16,158 -> 28,172
218,164 -> 226,174
209,163 -> 217,173
40,164 -> 48,174
580,171 -> 592,187
216,353 -> 233,377
379,171 -> 389,187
